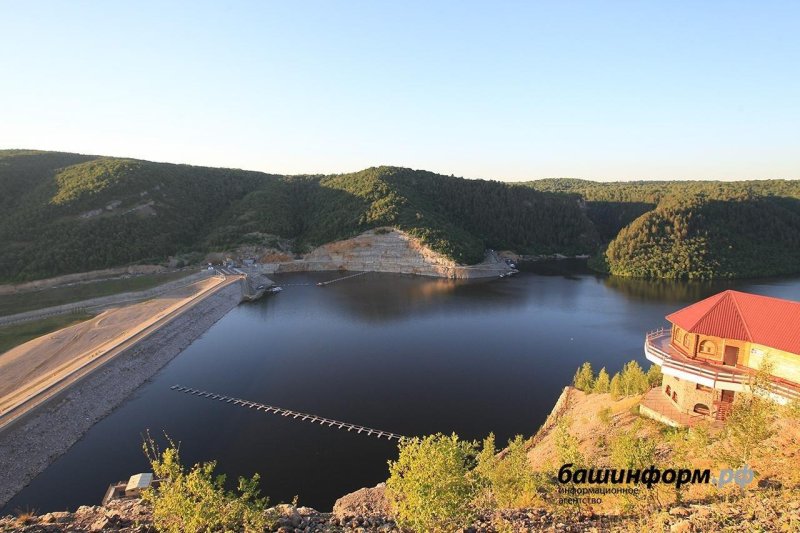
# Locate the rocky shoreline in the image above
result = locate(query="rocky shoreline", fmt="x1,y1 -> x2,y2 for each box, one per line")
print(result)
0,283 -> 243,509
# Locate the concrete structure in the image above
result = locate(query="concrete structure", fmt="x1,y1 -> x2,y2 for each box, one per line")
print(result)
124,473 -> 153,497
102,473 -> 155,505
643,290 -> 800,426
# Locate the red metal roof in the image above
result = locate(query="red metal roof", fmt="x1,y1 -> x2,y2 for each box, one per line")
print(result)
666,290 -> 800,355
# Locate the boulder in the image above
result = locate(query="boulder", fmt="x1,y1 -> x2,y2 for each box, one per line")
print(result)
670,520 -> 694,533
40,511 -> 71,524
272,504 -> 302,528
89,516 -> 111,531
332,483 -> 390,520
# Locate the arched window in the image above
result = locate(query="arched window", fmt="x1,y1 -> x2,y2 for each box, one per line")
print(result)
699,340 -> 716,356
693,403 -> 710,416
665,385 -> 672,397
672,391 -> 678,403
682,333 -> 690,348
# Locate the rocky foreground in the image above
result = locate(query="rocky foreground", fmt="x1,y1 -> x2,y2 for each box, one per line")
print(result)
3,483 -> 798,532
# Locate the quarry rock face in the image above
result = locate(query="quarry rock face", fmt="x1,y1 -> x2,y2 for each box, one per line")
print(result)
274,229 -> 512,279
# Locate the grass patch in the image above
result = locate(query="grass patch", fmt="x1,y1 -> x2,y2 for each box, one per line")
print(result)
0,270 -> 194,317
0,312 -> 96,354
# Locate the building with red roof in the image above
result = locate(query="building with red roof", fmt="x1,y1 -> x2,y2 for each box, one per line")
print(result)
642,290 -> 800,426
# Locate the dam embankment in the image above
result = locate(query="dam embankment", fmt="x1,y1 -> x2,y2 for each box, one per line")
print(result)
0,271 -> 213,327
0,281 -> 243,508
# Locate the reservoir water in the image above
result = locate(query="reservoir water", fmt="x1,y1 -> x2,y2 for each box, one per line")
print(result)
6,262 -> 800,512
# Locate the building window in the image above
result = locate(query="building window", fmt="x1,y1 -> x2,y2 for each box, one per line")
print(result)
672,391 -> 678,403
665,385 -> 671,397
682,333 -> 690,348
693,403 -> 710,416
696,383 -> 713,392
699,340 -> 716,356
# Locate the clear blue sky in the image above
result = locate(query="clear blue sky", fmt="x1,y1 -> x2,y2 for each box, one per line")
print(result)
1,1 -> 798,181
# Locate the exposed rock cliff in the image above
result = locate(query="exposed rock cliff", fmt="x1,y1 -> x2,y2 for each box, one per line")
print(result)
268,228 -> 514,279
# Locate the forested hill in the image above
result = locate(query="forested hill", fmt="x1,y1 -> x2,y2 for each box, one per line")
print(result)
2,150 -> 798,282
0,151 -> 596,282
525,179 -> 800,280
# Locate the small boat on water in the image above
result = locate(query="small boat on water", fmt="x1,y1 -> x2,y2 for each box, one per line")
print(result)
268,286 -> 283,293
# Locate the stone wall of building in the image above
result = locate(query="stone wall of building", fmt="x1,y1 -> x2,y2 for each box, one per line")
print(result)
661,374 -> 716,417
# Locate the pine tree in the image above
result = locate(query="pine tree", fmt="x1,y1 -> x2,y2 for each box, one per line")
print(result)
620,360 -> 648,395
646,364 -> 662,388
572,362 -> 595,391
609,373 -> 623,399
593,367 -> 610,393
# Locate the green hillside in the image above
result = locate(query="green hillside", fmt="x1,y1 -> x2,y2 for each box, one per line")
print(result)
0,152 -> 596,282
2,150 -> 798,282
210,167 -> 597,264
0,151 -> 270,281
526,179 -> 800,280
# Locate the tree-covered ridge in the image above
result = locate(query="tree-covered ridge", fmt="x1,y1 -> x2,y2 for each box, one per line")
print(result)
0,151 -> 268,281
2,150 -> 798,282
0,153 -> 597,281
525,178 -> 800,280
606,194 -> 800,280
525,178 -> 800,204
209,166 -> 598,265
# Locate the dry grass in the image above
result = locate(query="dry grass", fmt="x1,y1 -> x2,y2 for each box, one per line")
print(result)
526,387 -> 800,516
14,508 -> 37,526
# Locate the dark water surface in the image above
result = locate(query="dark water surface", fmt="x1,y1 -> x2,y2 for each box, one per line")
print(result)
6,264 -> 800,512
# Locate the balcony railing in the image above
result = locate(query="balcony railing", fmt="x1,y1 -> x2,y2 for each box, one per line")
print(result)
645,328 -> 800,402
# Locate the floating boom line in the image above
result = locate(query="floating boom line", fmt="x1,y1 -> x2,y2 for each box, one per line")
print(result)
317,271 -> 370,286
170,385 -> 405,441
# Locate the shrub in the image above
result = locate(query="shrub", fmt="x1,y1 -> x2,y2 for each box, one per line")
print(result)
715,393 -> 776,467
610,420 -> 656,469
714,358 -> 778,468
611,421 -> 678,509
598,406 -> 613,425
785,400 -> 800,420
554,418 -> 584,467
142,434 -> 272,533
386,433 -> 479,532
572,362 -> 595,391
475,434 -> 539,508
